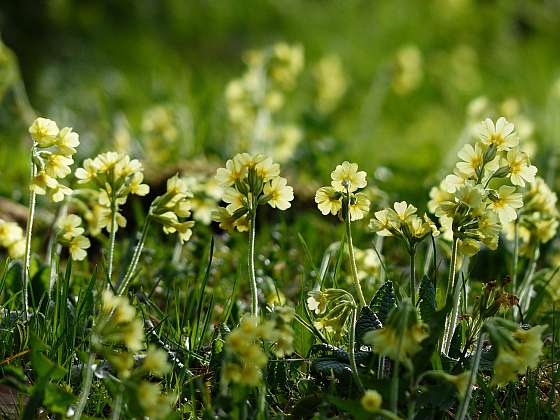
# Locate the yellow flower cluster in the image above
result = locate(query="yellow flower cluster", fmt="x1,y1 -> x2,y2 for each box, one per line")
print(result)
141,105 -> 189,165
0,218 -> 24,258
428,117 -> 535,256
225,43 -> 304,160
149,175 -> 195,243
313,54 -> 348,114
213,153 -> 294,232
55,214 -> 91,261
95,289 -> 145,352
28,117 -> 80,202
504,177 -> 559,256
485,319 -> 546,386
182,175 -> 223,225
392,45 -> 423,95
136,381 -> 175,420
370,201 -> 439,251
363,299 -> 428,365
315,161 -> 370,221
75,151 -> 149,233
223,312 -> 294,387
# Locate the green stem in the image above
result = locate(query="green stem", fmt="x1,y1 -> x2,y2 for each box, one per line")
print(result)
518,245 -> 540,314
117,218 -> 151,296
22,158 -> 37,320
74,352 -> 95,419
409,247 -> 416,306
390,308 -> 408,414
442,237 -> 459,355
107,196 -> 118,286
345,198 -> 367,309
457,332 -> 485,420
349,307 -> 364,393
248,210 -> 258,317
512,221 -> 519,295
111,390 -> 123,420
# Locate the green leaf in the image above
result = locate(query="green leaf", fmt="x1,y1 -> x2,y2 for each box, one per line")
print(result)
419,275 -> 437,325
43,383 -> 75,414
369,280 -> 396,324
355,306 -> 382,345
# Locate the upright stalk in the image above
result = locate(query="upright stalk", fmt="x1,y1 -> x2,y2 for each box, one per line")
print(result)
117,218 -> 151,296
348,307 -> 364,393
22,155 -> 37,320
457,332 -> 485,420
345,194 -> 367,308
390,309 -> 408,414
107,196 -> 118,286
442,237 -> 460,355
409,247 -> 416,306
248,210 -> 258,317
512,221 -> 519,295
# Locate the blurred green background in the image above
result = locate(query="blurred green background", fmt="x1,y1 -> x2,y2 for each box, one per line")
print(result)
1,0 -> 560,205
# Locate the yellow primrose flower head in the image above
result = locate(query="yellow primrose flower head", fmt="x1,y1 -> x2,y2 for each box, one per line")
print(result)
331,161 -> 367,193
214,153 -> 293,233
29,117 -> 59,147
478,116 -> 518,152
0,219 -> 25,258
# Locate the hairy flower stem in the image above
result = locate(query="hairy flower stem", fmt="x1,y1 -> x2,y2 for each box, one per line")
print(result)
457,332 -> 485,420
409,247 -> 416,306
22,157 -> 37,320
390,309 -> 407,415
345,197 -> 367,309
349,307 -> 364,393
442,237 -> 460,355
74,352 -> 95,419
518,245 -> 540,314
248,210 -> 259,317
512,221 -> 519,294
107,196 -> 118,287
117,218 -> 151,296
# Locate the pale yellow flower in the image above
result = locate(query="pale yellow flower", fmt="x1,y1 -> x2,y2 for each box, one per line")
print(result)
331,161 -> 367,193
48,184 -> 73,203
223,187 -> 245,214
255,156 -> 280,181
75,158 -> 99,183
389,201 -> 417,222
263,176 -> 293,210
45,154 -> 73,178
489,185 -> 523,225
478,117 -> 518,151
29,117 -> 59,147
456,143 -> 484,177
349,193 -> 370,221
307,290 -> 328,315
315,186 -> 342,216
56,127 -> 80,156
30,172 -> 58,195
215,158 -> 247,187
504,149 -> 537,187
68,235 -> 90,261
129,172 -> 150,196
57,214 -> 85,240
369,209 -> 393,236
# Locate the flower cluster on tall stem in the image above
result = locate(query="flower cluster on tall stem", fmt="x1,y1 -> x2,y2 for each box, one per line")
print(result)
117,174 -> 195,296
369,201 -> 439,305
428,116 -> 537,355
23,117 -> 80,317
213,153 -> 294,316
75,152 -> 149,283
315,161 -> 370,307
